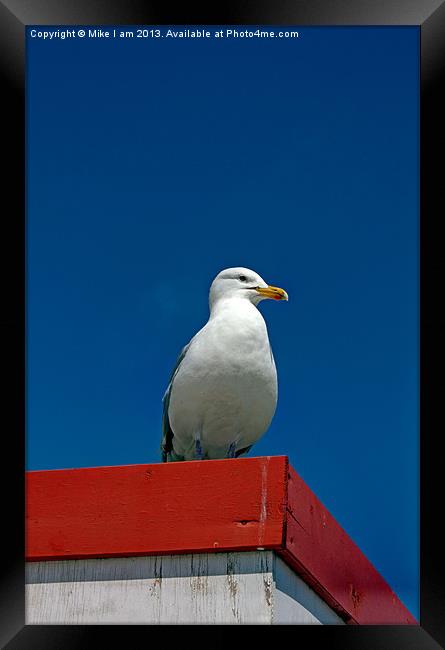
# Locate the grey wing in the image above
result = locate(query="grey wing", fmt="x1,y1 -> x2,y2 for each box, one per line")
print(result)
160,341 -> 192,462
234,445 -> 253,458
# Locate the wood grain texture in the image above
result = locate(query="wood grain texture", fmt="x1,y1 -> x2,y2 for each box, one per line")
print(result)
25,551 -> 344,624
26,552 -> 274,624
279,466 -> 417,625
25,455 -> 416,625
26,456 -> 288,561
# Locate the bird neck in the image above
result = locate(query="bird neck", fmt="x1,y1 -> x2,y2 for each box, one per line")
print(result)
209,296 -> 260,321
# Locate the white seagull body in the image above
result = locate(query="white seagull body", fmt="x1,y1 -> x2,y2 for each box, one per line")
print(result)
161,267 -> 288,461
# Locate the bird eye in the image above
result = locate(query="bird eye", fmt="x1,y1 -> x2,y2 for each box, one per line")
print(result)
239,275 -> 247,282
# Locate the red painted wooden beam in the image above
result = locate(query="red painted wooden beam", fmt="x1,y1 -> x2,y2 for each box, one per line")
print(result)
26,456 -> 288,559
25,456 -> 416,625
277,466 -> 416,625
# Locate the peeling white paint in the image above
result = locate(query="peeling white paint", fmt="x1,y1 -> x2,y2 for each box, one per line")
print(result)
26,551 -> 344,625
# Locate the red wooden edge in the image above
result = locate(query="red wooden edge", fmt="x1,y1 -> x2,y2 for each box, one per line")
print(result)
25,456 -> 416,625
26,456 -> 289,559
279,466 -> 417,625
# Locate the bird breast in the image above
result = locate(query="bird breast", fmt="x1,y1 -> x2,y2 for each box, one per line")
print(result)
168,301 -> 278,446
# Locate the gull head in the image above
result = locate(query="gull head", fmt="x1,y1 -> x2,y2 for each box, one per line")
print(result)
209,267 -> 288,309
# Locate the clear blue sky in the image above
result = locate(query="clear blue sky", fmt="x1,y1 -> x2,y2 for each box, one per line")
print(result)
26,27 -> 419,618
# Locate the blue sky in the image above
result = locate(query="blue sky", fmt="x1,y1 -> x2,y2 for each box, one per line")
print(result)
26,26 -> 419,617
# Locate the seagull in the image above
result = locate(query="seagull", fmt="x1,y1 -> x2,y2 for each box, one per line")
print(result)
161,267 -> 288,461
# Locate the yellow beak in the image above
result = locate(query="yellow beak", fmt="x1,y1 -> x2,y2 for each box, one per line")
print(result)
255,285 -> 288,301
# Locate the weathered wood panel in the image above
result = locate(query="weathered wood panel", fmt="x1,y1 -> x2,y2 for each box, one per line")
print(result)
26,457 -> 288,561
25,457 -> 417,624
272,555 -> 343,624
25,551 -> 344,625
279,466 -> 416,625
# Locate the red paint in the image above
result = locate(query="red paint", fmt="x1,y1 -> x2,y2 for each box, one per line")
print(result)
277,466 -> 417,625
25,456 -> 417,625
26,456 -> 288,561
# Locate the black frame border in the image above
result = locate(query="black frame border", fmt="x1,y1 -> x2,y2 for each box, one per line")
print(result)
2,1 -> 444,647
